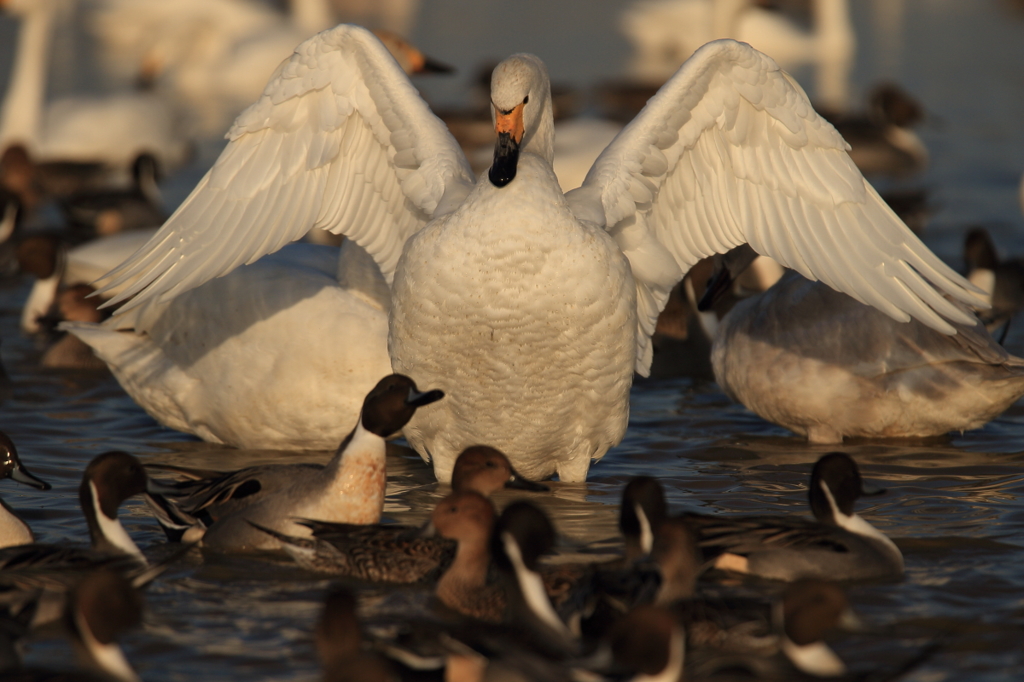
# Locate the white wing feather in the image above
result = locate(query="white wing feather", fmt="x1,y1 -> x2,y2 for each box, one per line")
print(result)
99,24 -> 473,311
566,40 -> 986,375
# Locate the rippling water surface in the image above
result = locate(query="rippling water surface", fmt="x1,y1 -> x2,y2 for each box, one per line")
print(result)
3,0 -> 1024,680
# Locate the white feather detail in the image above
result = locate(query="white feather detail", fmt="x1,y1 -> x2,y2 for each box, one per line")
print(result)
568,39 -> 986,374
97,24 -> 472,317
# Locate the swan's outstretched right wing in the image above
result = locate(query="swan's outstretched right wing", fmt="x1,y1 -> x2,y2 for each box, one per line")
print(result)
567,40 -> 985,375
98,24 -> 474,312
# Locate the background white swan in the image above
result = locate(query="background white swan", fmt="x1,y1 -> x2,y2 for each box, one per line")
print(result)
621,0 -> 855,110
0,0 -> 190,170
713,271 -> 1024,442
89,0 -> 340,136
93,27 -> 983,481
69,241 -> 391,448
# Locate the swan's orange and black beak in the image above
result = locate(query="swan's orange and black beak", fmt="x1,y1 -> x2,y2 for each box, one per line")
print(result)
489,101 -> 525,187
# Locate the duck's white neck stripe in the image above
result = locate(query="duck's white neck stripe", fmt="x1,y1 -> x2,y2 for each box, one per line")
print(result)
90,481 -> 144,560
75,610 -> 140,682
335,422 -> 384,466
0,202 -> 17,244
782,637 -> 846,677
968,268 -> 996,301
819,481 -> 903,569
632,628 -> 685,682
501,531 -> 570,637
0,500 -> 32,547
635,502 -> 653,556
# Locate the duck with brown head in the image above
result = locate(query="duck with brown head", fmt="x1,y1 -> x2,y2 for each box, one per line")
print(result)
251,445 -> 546,581
146,374 -> 444,551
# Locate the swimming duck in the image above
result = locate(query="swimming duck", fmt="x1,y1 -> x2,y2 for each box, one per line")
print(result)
5,569 -> 144,682
638,510 -> 860,676
315,586 -> 400,682
22,228 -> 158,335
821,83 -> 929,179
678,580 -> 858,679
252,445 -> 546,581
603,604 -> 686,682
432,490 -> 501,623
964,226 -> 1024,330
0,431 -> 51,549
433,494 -> 582,671
711,269 -> 1024,443
684,453 -> 903,582
0,451 -> 161,580
147,374 -> 443,551
59,153 -> 165,238
94,26 -> 985,482
0,451 -> 169,633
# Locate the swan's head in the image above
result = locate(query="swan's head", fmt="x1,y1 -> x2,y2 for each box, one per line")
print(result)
488,54 -> 554,187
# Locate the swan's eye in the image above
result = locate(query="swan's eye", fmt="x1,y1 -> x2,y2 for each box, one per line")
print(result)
523,95 -> 529,105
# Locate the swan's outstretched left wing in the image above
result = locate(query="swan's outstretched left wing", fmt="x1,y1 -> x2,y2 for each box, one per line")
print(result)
98,24 -> 474,312
566,40 -> 985,375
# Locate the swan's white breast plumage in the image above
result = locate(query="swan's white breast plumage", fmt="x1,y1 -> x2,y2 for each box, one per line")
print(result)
391,155 -> 636,481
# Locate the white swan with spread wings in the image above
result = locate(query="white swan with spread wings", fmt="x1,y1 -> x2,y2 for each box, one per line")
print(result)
91,26 -> 984,481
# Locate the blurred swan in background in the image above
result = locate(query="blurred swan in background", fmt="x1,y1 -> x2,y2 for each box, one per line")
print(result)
79,28 -> 982,481
89,0 -> 432,138
621,0 -> 855,110
89,0 -> 340,135
0,0 -> 190,171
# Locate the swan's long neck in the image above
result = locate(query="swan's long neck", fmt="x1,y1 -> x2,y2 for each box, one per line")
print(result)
0,2 -> 57,150
711,0 -> 749,39
524,93 -> 556,165
289,0 -> 335,35
813,0 -> 855,111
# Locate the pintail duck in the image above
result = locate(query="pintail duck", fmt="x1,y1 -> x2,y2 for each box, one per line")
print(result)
603,604 -> 686,682
0,431 -> 51,549
684,453 -> 903,582
0,451 -> 156,574
432,494 -> 573,635
60,153 -> 166,238
680,580 -> 859,679
96,26 -> 985,483
147,374 -> 443,551
316,587 -> 399,682
964,226 -> 1024,331
252,445 -> 546,581
2,568 -> 144,682
629,504 -> 864,678
822,83 -> 929,179
0,451 -> 173,632
432,491 -> 501,623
